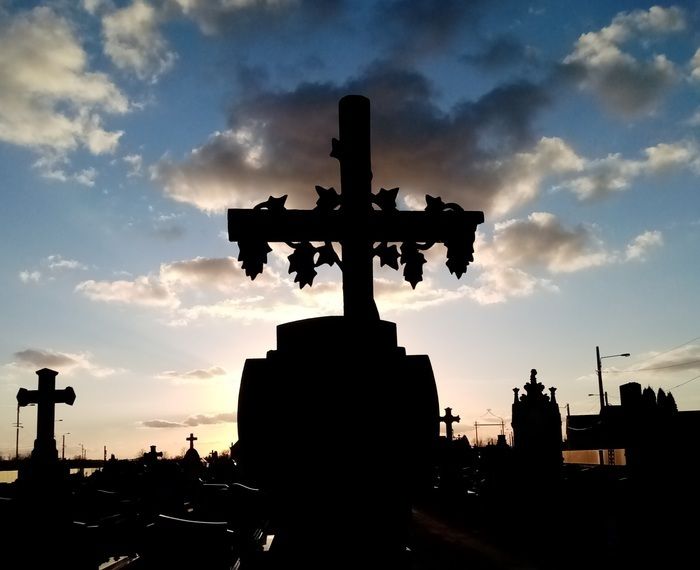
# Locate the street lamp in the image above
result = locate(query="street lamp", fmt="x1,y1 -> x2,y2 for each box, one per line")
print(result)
62,432 -> 71,460
596,346 -> 631,412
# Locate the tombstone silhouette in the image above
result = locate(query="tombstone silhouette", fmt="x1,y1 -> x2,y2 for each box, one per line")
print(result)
16,368 -> 76,464
228,95 -> 483,565
440,407 -> 461,441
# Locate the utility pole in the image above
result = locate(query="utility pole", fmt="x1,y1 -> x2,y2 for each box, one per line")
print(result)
596,346 -> 605,413
15,403 -> 20,460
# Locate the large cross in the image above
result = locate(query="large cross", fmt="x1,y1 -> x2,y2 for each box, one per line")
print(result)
228,95 -> 484,321
16,368 -> 76,462
186,432 -> 197,450
440,407 -> 461,441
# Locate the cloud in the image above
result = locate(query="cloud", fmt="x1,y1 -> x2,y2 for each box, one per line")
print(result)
0,7 -> 127,155
102,0 -> 176,82
562,6 -> 685,116
19,270 -> 42,283
32,155 -> 99,186
464,266 -> 558,305
691,48 -> 700,81
157,366 -> 227,381
142,419 -> 183,428
183,413 -> 236,426
561,140 -> 700,200
377,0 -> 486,62
165,0 -> 344,36
142,412 -> 235,428
11,348 -> 117,377
159,257 -> 246,292
625,230 -> 663,261
487,212 -> 611,273
76,276 -> 180,308
462,35 -> 539,71
154,62 -> 552,217
46,255 -> 88,271
123,154 -> 143,177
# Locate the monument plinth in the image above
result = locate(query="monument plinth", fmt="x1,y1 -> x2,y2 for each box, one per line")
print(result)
227,95 -> 484,563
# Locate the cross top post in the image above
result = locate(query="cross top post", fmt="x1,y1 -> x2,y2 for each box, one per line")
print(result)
228,95 -> 484,321
16,368 -> 76,462
440,407 -> 461,441
186,432 -> 197,450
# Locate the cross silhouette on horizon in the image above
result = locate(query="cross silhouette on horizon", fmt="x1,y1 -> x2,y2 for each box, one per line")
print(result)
186,432 -> 197,450
228,95 -> 484,321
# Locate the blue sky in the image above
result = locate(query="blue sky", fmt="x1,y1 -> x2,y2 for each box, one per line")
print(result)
1,0 -> 699,458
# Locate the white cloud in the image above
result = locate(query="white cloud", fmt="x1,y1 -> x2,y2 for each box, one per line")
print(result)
562,140 -> 700,200
46,255 -> 88,271
690,48 -> 700,81
102,0 -> 176,82
489,137 -> 584,217
123,153 -> 143,177
563,6 -> 685,116
0,7 -> 127,155
11,348 -> 118,377
625,230 -> 663,261
464,266 -> 558,305
19,270 -> 41,283
487,212 -> 611,273
76,276 -> 180,308
157,366 -> 227,381
32,155 -> 99,187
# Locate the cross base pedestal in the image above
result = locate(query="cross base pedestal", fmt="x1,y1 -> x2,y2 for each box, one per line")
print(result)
236,316 -> 439,564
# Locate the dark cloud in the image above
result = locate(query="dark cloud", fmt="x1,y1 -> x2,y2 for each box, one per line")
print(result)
155,61 -> 551,216
142,412 -> 236,428
14,348 -> 79,369
462,36 -> 539,71
376,0 -> 486,62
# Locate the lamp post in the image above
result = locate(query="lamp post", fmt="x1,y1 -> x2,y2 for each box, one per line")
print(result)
596,346 -> 630,412
62,432 -> 71,460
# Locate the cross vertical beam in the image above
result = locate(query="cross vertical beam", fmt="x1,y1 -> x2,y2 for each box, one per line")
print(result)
337,95 -> 378,321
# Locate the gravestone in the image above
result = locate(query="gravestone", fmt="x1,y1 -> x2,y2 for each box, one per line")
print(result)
16,368 -> 76,466
227,95 -> 483,564
440,407 -> 461,441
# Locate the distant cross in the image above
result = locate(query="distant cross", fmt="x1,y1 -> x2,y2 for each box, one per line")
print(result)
16,368 -> 76,462
144,445 -> 163,463
228,95 -> 484,321
186,433 -> 197,450
440,407 -> 461,441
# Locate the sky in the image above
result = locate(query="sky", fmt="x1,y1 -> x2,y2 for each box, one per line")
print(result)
1,0 -> 699,460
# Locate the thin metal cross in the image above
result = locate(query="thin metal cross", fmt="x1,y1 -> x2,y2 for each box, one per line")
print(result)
228,95 -> 484,321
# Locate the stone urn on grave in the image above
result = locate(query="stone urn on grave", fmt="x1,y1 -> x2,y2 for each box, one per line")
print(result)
227,95 -> 483,562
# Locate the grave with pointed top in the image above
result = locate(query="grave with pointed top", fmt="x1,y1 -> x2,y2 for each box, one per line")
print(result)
227,95 -> 483,563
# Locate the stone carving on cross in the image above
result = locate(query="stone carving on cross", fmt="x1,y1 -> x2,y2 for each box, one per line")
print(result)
228,95 -> 484,321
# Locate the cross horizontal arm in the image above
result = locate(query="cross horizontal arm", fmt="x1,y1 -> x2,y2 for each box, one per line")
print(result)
228,209 -> 484,243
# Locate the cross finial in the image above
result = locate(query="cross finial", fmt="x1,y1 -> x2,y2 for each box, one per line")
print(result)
186,432 -> 197,450
228,96 -> 484,321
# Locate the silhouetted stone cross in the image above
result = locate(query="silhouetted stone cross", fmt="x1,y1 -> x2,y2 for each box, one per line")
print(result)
186,433 -> 197,450
228,95 -> 484,321
16,368 -> 76,462
440,407 -> 461,441
144,445 -> 163,463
